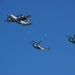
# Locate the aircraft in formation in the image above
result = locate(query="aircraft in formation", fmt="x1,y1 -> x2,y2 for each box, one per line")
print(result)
66,34 -> 75,44
32,40 -> 49,51
5,14 -> 32,26
5,14 -> 50,51
4,14 -> 75,51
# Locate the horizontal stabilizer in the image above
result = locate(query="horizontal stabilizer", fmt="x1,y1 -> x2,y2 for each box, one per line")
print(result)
25,15 -> 31,18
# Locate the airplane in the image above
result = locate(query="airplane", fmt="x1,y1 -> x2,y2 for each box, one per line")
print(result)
5,14 -> 32,26
32,40 -> 50,51
65,34 -> 75,44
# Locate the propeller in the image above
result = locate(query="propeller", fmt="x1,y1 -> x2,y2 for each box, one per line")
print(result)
17,14 -> 23,18
17,15 -> 20,18
37,41 -> 42,44
32,40 -> 36,43
20,14 -> 23,17
32,40 -> 42,44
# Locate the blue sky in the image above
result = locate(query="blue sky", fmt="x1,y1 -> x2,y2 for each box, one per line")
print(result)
0,0 -> 75,75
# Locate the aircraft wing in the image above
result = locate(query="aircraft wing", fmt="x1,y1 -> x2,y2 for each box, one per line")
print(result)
17,15 -> 31,21
17,17 -> 26,21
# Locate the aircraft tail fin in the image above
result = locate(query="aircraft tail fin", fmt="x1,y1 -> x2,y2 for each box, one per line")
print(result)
44,47 -> 51,51
25,15 -> 31,18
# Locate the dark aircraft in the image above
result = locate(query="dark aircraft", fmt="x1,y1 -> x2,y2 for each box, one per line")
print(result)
32,40 -> 49,51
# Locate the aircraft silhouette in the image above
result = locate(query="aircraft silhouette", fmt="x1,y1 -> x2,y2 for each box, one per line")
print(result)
32,40 -> 49,51
5,14 -> 32,26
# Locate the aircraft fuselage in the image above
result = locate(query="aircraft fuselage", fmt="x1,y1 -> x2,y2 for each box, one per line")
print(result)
33,43 -> 49,51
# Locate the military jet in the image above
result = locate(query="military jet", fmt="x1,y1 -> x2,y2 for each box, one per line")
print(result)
5,14 -> 32,26
66,35 -> 75,44
32,40 -> 49,51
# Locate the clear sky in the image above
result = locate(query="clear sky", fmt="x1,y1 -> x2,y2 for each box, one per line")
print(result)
0,0 -> 75,75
